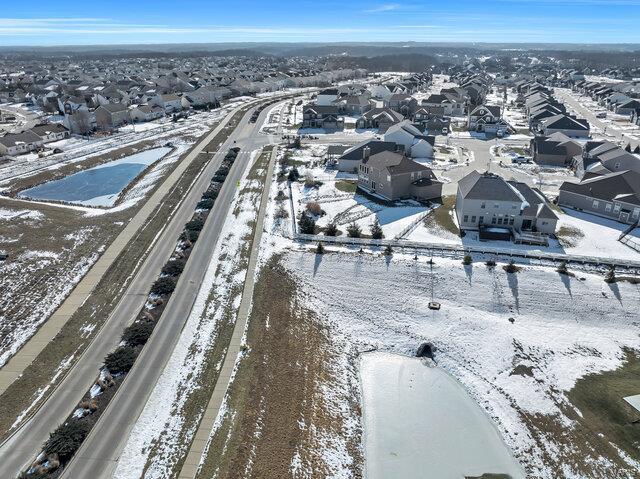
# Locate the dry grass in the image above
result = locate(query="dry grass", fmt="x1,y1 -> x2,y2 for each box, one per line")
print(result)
423,195 -> 459,235
195,258 -> 363,479
518,350 -> 640,478
556,225 -> 585,248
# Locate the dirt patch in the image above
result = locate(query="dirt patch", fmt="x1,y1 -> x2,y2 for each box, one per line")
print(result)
196,257 -> 363,479
556,225 -> 585,248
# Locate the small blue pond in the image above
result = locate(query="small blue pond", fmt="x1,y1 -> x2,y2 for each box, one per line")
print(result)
19,147 -> 171,207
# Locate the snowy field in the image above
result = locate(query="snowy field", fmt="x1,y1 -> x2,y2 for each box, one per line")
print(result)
283,250 -> 640,478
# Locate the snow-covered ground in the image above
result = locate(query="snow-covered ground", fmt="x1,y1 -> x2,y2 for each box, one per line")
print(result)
283,250 -> 640,478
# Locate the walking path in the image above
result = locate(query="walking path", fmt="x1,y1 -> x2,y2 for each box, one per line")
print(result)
177,145 -> 278,479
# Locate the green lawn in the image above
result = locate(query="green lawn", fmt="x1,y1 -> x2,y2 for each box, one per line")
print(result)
335,180 -> 357,193
423,196 -> 459,235
567,350 -> 640,464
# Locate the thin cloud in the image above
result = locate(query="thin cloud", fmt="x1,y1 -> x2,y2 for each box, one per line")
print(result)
365,3 -> 401,12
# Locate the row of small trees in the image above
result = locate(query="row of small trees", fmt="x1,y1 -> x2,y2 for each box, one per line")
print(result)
27,148 -> 242,478
298,212 -> 384,239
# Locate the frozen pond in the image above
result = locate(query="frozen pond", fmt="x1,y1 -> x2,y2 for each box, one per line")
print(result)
19,147 -> 171,207
360,352 -> 524,479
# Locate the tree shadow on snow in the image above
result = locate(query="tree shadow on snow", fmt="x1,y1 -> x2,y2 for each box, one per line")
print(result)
507,272 -> 520,313
559,273 -> 572,298
607,281 -> 623,304
464,264 -> 473,284
313,252 -> 323,277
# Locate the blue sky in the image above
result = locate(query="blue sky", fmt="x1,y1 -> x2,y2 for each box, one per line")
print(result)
1,0 -> 639,46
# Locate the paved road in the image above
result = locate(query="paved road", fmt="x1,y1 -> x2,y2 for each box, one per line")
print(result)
178,145 -> 278,479
442,136 -> 533,195
0,98 -> 280,479
58,101 -> 283,479
556,89 -> 639,143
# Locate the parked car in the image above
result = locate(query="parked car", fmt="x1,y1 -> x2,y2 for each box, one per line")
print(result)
512,156 -> 532,164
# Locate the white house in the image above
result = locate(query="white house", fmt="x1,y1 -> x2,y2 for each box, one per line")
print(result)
384,120 -> 434,159
316,88 -> 340,106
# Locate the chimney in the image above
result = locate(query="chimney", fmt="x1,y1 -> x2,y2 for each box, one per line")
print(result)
363,146 -> 371,160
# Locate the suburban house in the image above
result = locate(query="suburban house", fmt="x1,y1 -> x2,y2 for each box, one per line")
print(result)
383,120 -> 435,159
538,114 -> 590,138
422,93 -> 465,116
455,170 -> 558,243
336,140 -> 401,172
413,107 -> 451,134
95,103 -> 131,130
302,105 -> 344,130
29,124 -> 70,143
332,94 -> 372,115
151,93 -> 187,113
357,150 -> 442,201
355,108 -> 404,132
467,105 -> 508,134
385,94 -> 418,117
615,99 -> 640,116
130,105 -> 164,122
573,141 -> 640,178
0,130 -> 44,156
368,84 -> 393,100
530,133 -> 583,167
558,170 -> 640,224
316,88 -> 340,106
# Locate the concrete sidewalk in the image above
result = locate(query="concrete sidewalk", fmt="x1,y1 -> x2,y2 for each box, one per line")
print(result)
178,145 -> 279,479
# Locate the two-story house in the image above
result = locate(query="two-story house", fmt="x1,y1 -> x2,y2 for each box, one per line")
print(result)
467,105 -> 508,134
456,171 -> 558,241
357,150 -> 442,201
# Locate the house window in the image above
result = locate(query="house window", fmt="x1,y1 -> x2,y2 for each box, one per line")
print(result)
491,217 -> 497,224
614,204 -> 621,213
633,208 -> 640,219
481,202 -> 486,209
497,217 -> 503,225
471,216 -> 476,223
463,215 -> 469,223
494,204 -> 499,209
386,175 -> 391,182
605,203 -> 612,212
614,162 -> 621,169
592,200 -> 600,209
509,217 -> 515,226
479,216 -> 484,224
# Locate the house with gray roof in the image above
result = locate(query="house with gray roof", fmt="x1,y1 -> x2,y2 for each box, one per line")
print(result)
357,150 -> 442,201
456,171 -> 558,240
467,104 -> 508,134
0,130 -> 44,156
559,170 -> 640,224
